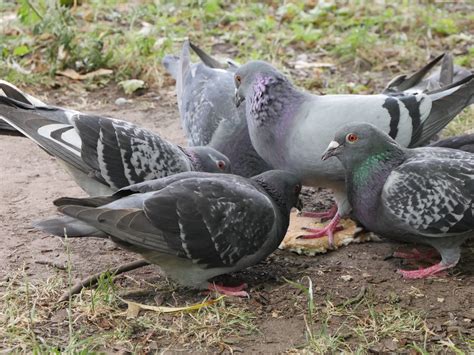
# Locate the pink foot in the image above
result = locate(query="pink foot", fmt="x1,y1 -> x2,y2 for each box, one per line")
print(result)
207,283 -> 249,297
393,248 -> 439,261
297,214 -> 341,248
300,205 -> 337,220
397,262 -> 454,279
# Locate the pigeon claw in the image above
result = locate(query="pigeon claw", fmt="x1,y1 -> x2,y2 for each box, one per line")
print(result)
397,262 -> 454,279
296,213 -> 342,249
207,283 -> 249,298
393,248 -> 440,262
298,204 -> 338,221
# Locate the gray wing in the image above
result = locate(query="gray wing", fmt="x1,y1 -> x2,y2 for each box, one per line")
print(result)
175,40 -> 237,146
381,151 -> 474,236
60,176 -> 277,268
180,62 -> 236,146
0,98 -> 192,192
74,115 -> 192,189
143,177 -> 277,267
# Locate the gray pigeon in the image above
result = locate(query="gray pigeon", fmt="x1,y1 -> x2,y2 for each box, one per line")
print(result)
162,41 -> 271,177
383,53 -> 473,98
34,170 -> 302,295
234,60 -> 473,246
428,133 -> 474,153
0,95 -> 231,196
321,123 -> 473,278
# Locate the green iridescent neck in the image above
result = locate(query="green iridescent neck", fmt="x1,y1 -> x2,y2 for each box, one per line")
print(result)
352,151 -> 393,186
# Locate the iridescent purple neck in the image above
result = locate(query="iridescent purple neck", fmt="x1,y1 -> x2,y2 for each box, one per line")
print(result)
247,74 -> 303,128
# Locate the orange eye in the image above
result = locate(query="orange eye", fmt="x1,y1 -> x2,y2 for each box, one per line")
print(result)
235,75 -> 241,85
217,160 -> 226,170
346,133 -> 358,143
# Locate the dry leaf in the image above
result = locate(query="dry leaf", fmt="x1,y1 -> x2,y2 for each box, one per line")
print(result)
290,60 -> 335,69
121,295 -> 225,318
57,68 -> 113,80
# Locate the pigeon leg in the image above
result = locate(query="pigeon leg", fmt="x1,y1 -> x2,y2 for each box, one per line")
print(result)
207,283 -> 249,297
300,204 -> 337,220
297,213 -> 342,248
393,248 -> 440,261
397,261 -> 455,279
397,245 -> 460,279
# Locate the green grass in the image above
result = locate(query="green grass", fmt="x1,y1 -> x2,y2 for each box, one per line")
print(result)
286,277 -> 472,354
1,1 -> 473,90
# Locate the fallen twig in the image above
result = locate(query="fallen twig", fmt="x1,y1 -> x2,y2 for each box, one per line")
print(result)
58,259 -> 150,303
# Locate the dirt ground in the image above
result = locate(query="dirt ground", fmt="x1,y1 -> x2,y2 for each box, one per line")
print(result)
0,83 -> 473,353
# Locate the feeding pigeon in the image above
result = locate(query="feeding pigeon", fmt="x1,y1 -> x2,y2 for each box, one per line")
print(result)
162,41 -> 271,177
234,60 -> 474,246
383,53 -> 473,97
34,170 -> 303,296
321,123 -> 473,278
0,94 -> 231,196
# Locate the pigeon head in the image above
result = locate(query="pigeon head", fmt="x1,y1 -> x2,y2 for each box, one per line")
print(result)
252,170 -> 303,215
186,146 -> 232,174
321,123 -> 403,169
234,61 -> 289,108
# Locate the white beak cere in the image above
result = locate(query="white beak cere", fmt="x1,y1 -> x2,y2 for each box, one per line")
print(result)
326,140 -> 340,150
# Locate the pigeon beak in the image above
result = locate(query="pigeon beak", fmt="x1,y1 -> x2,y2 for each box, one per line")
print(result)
234,88 -> 244,107
295,198 -> 304,211
321,141 -> 342,161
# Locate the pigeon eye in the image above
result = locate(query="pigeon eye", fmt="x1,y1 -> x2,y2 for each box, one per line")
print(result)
346,133 -> 358,143
235,75 -> 241,86
294,184 -> 301,194
217,160 -> 226,170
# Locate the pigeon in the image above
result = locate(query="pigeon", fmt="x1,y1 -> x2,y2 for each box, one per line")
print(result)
321,123 -> 473,278
383,53 -> 473,97
162,41 -> 271,177
0,94 -> 231,196
234,60 -> 474,246
34,170 -> 303,295
428,133 -> 474,153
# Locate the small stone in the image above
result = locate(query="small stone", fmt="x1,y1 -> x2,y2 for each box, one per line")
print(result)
115,97 -> 129,106
341,275 -> 353,282
437,297 -> 445,303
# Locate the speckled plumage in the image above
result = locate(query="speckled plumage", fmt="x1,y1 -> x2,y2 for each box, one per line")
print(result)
162,41 -> 271,177
35,170 -> 301,289
0,95 -> 231,196
327,123 -> 474,277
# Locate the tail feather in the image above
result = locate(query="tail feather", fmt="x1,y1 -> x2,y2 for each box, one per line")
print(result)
0,80 -> 47,107
33,215 -> 105,237
189,41 -> 225,69
439,53 -> 454,87
394,53 -> 445,92
410,75 -> 474,147
428,134 -> 474,153
54,195 -> 119,208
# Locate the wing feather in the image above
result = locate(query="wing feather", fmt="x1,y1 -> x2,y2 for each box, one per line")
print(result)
382,152 -> 474,236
